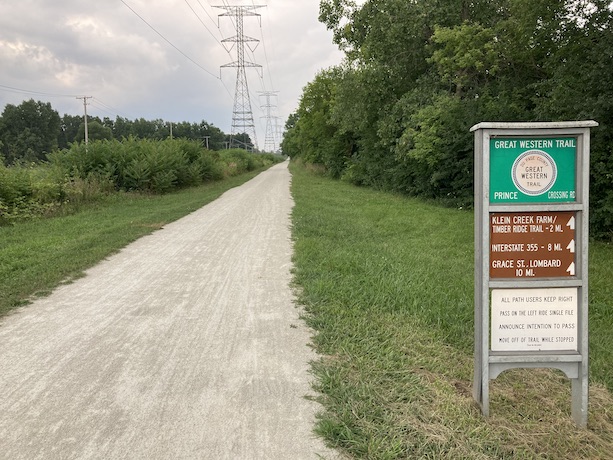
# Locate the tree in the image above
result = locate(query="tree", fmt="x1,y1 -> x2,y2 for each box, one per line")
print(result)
58,114 -> 83,150
201,123 -> 227,150
0,99 -> 61,164
306,0 -> 613,236
173,121 -> 194,140
280,113 -> 300,157
76,121 -> 113,142
281,67 -> 354,177
112,116 -> 133,140
231,133 -> 253,150
533,0 -> 613,239
131,118 -> 159,139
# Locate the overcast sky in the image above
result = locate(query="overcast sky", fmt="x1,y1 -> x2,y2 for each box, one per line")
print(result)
0,0 -> 348,150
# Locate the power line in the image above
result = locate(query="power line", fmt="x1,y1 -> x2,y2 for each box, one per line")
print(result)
90,97 -> 135,120
251,2 -> 276,92
3,1 -> 278,145
120,0 -> 220,80
241,2 -> 277,133
0,83 -> 135,120
183,0 -> 227,51
195,0 -> 224,32
0,84 -> 79,98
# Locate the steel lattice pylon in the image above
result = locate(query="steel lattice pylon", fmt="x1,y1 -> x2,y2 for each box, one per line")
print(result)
216,5 -> 263,150
259,91 -> 279,152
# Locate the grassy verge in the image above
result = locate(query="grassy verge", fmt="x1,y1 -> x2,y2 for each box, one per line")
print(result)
290,162 -> 613,459
0,168 -> 267,317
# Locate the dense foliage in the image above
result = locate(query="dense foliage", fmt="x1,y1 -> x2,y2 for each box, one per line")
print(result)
0,138 -> 281,225
0,98 -> 257,165
0,100 -> 61,164
0,97 -> 276,224
282,0 -> 613,240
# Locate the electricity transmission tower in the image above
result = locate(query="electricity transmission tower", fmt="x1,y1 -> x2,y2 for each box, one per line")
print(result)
259,91 -> 279,152
216,5 -> 264,150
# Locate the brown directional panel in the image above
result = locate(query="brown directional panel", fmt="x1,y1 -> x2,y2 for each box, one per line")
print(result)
489,211 -> 576,278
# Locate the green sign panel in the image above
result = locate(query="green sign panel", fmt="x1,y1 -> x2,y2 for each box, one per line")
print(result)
490,137 -> 577,203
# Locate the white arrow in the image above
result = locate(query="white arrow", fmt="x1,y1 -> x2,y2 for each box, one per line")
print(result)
567,216 -> 575,230
566,239 -> 576,253
567,262 -> 576,276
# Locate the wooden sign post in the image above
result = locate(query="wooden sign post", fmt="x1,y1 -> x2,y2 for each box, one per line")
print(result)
471,121 -> 597,427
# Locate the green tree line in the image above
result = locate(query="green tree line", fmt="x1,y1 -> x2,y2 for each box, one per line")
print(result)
282,0 -> 613,240
0,99 -> 253,165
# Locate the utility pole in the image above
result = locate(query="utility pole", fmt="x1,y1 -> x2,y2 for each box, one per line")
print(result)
76,96 -> 93,147
216,5 -> 264,150
258,91 -> 279,152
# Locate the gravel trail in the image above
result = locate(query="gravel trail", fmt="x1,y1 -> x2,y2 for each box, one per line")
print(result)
0,161 -> 337,459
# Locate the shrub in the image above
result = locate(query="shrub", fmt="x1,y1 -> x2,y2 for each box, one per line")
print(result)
0,163 -> 32,204
49,138 -> 234,193
0,164 -> 64,224
197,150 -> 224,182
1,139 -> 283,225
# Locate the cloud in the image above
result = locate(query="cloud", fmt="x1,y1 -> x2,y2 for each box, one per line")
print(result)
0,0 -> 344,149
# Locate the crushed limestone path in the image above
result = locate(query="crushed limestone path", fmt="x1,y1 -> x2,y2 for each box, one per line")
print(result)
0,161 -> 337,459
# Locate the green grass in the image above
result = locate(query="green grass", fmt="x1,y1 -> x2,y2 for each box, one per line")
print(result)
0,169 -> 266,317
587,240 -> 613,388
290,162 -> 613,459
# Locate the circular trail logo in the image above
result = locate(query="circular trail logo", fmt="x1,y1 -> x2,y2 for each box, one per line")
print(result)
512,150 -> 557,196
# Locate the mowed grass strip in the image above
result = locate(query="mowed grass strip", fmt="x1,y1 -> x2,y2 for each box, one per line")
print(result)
0,169 -> 266,317
290,162 -> 613,459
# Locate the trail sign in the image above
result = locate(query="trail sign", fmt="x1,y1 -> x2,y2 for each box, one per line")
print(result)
489,211 -> 576,278
471,121 -> 597,428
491,287 -> 578,352
490,137 -> 577,203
